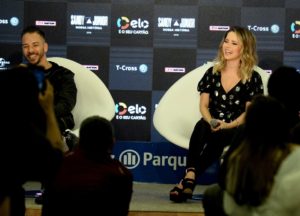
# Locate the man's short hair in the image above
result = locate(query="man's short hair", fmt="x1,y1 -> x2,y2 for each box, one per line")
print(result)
21,25 -> 46,41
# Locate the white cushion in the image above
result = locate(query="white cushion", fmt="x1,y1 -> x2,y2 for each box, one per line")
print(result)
47,57 -> 115,135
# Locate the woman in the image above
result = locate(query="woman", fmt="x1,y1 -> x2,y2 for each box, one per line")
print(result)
224,95 -> 300,216
170,26 -> 264,202
202,65 -> 300,216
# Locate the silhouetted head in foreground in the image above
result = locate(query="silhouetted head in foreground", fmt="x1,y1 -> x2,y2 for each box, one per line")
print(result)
79,116 -> 115,161
268,65 -> 300,127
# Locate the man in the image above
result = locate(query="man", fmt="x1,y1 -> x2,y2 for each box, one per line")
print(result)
21,25 -> 78,204
21,25 -> 77,134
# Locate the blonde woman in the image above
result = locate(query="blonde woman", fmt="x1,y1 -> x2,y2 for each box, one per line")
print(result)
170,26 -> 264,202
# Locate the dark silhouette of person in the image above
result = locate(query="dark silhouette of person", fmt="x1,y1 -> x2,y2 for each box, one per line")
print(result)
267,66 -> 300,143
0,66 -> 65,216
223,95 -> 300,215
42,116 -> 133,216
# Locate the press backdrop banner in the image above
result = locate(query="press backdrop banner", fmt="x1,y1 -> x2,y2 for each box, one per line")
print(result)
1,0 -> 299,183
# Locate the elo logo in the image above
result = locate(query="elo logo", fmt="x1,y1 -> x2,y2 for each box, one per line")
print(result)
291,21 -> 300,34
117,16 -> 149,30
115,102 -> 127,115
117,16 -> 130,30
115,103 -> 147,115
119,149 -> 140,169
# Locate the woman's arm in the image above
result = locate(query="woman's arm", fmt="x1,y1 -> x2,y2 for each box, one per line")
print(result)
200,93 -> 213,124
201,93 -> 251,131
200,92 -> 225,131
220,101 -> 251,129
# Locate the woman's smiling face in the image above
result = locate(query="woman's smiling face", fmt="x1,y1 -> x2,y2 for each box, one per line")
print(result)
222,31 -> 243,62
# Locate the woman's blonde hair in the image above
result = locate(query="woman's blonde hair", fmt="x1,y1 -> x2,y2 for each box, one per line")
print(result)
213,26 -> 258,83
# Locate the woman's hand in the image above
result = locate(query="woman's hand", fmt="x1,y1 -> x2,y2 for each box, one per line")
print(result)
211,119 -> 223,132
211,119 -> 240,132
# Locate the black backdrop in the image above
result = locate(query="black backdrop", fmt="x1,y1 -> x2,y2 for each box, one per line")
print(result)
1,0 -> 300,143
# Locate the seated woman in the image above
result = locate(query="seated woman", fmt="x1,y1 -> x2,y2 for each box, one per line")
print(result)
170,26 -> 264,202
202,65 -> 300,216
223,95 -> 300,216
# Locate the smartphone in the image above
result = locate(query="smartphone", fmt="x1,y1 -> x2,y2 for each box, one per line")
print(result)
31,66 -> 46,92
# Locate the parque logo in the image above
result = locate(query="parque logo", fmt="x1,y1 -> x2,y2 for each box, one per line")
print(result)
119,149 -> 140,169
119,149 -> 187,171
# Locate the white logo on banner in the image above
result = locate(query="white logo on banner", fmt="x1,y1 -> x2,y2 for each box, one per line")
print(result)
119,149 -> 140,169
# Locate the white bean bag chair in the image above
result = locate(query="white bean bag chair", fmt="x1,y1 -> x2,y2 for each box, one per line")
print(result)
153,61 -> 270,149
47,57 -> 115,135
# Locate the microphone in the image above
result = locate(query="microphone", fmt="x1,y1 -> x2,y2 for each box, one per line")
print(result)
210,119 -> 220,128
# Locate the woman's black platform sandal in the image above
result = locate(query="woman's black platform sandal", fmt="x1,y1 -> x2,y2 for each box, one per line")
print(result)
169,180 -> 187,203
182,168 -> 196,199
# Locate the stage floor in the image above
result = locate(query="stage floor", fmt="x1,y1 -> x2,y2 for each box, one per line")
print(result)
25,181 -> 208,214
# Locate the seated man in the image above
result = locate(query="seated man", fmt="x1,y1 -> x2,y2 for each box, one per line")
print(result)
21,25 -> 77,139
21,25 -> 78,203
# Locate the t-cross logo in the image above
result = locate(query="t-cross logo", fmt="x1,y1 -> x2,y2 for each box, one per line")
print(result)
119,149 -> 140,169
10,17 -> 19,26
